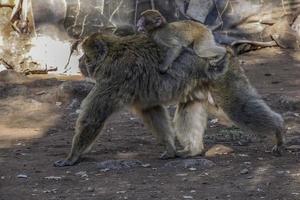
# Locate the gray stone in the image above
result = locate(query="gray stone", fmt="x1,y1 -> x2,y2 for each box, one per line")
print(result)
286,145 -> 300,152
240,168 -> 249,175
186,0 -> 214,23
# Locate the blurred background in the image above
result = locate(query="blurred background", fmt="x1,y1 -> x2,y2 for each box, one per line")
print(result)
0,0 -> 300,74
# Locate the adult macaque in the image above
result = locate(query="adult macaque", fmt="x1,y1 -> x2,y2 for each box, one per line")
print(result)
54,33 -> 284,167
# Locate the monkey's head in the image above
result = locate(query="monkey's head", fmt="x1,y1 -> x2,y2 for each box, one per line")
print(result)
137,10 -> 167,33
79,33 -> 110,79
82,33 -> 108,62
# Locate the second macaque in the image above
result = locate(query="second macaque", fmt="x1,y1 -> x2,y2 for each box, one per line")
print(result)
137,10 -> 226,74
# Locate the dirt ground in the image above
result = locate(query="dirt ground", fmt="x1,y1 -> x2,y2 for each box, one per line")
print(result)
0,48 -> 300,200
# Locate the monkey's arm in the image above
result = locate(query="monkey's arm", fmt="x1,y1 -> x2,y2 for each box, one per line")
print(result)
54,85 -> 122,167
160,47 -> 183,73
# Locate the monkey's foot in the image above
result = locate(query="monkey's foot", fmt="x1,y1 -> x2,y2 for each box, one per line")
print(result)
54,159 -> 78,167
271,145 -> 284,157
160,151 -> 176,160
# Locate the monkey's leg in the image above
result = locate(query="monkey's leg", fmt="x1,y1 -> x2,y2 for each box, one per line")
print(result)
174,101 -> 208,157
135,105 -> 177,159
194,38 -> 226,60
54,87 -> 120,167
159,47 -> 182,73
205,92 -> 234,127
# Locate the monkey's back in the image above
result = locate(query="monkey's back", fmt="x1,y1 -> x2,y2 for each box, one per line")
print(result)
165,20 -> 213,45
90,34 -> 210,107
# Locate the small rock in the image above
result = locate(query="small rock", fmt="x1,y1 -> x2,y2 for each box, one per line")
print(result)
43,189 -> 57,194
286,136 -> 300,146
55,102 -> 62,106
97,160 -> 143,171
189,167 -> 197,171
116,191 -> 126,194
205,144 -> 234,157
183,195 -> 193,199
165,158 -> 215,169
286,145 -> 300,152
44,176 -> 62,181
240,168 -> 249,175
100,168 -> 110,172
17,174 -> 28,178
176,173 -> 188,177
142,163 -> 151,168
75,171 -> 88,178
87,187 -> 95,192
1,176 -> 5,179
36,91 -> 46,95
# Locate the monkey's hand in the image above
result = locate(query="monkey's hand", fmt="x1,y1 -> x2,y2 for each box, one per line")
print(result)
271,144 -> 284,157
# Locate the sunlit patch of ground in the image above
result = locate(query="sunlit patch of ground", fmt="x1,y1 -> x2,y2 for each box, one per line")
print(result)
0,96 -> 60,148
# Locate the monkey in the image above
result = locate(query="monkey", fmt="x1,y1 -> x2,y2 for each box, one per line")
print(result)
53,33 -> 284,167
136,9 -> 227,75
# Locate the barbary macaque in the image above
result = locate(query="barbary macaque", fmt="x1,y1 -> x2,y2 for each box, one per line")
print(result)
54,33 -> 284,167
136,9 -> 227,75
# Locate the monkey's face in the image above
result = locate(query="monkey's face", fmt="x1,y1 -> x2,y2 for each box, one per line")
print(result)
137,10 -> 167,33
79,34 -> 108,79
82,34 -> 108,64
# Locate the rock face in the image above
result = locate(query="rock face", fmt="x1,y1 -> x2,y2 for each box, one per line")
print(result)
186,0 -> 214,23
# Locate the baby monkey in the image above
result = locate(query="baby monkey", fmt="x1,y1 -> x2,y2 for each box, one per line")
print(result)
137,10 -> 226,74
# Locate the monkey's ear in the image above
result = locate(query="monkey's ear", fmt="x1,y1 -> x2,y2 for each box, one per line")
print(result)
154,16 -> 166,27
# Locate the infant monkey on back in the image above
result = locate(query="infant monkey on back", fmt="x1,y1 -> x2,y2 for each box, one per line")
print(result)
137,9 -> 226,76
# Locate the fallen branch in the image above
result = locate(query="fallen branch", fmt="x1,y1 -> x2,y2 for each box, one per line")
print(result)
0,3 -> 14,9
24,66 -> 58,75
0,58 -> 14,70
